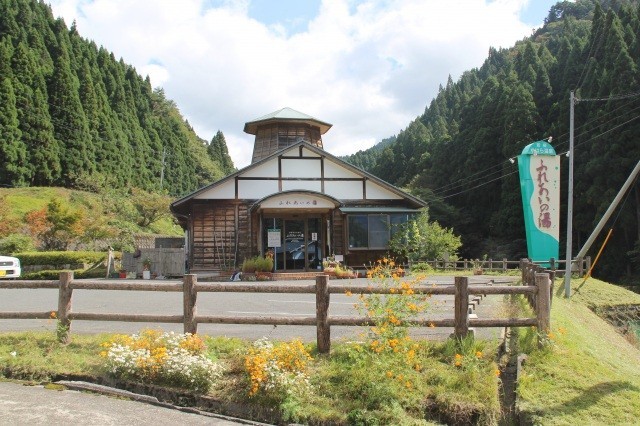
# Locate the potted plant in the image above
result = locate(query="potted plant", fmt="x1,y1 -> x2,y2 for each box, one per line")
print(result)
241,257 -> 257,281
472,258 -> 483,275
142,258 -> 152,280
118,269 -> 127,279
254,255 -> 274,281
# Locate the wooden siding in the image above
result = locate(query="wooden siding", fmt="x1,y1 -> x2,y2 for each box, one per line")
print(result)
191,201 -> 251,272
332,209 -> 345,256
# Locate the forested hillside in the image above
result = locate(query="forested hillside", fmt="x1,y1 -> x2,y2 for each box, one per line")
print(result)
0,0 -> 234,196
344,0 -> 640,282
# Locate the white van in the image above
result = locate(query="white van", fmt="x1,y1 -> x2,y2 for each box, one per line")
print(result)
0,256 -> 21,278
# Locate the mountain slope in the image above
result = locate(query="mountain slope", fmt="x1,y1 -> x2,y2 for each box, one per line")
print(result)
0,0 -> 233,196
344,0 -> 640,282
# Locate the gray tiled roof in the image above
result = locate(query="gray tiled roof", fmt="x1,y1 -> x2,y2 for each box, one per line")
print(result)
244,107 -> 332,134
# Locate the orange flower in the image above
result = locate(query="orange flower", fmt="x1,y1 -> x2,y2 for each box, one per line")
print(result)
49,311 -> 57,319
454,353 -> 463,367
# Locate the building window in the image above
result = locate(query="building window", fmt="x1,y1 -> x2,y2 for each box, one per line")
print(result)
348,215 -> 368,248
347,213 -> 411,249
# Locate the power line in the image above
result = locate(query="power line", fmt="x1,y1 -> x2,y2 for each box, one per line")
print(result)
434,112 -> 640,201
429,94 -> 640,197
437,169 -> 519,200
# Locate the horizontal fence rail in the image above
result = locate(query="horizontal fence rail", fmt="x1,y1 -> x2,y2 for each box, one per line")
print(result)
0,270 -> 551,351
408,257 -> 590,277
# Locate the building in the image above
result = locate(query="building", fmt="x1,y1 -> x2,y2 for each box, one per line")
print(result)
170,108 -> 426,275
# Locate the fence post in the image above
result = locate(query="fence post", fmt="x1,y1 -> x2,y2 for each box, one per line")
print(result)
454,276 -> 469,339
57,271 -> 73,344
536,273 -> 551,347
316,275 -> 330,354
577,256 -> 584,277
183,274 -> 198,334
503,258 -> 507,272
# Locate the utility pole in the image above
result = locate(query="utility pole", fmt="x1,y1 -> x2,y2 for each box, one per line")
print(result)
160,146 -> 167,189
564,91 -> 576,298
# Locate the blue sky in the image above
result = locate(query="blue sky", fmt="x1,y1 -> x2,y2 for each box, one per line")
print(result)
247,0 -> 558,35
49,0 -> 564,167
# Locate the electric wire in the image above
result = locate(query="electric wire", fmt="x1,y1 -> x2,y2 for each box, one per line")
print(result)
575,13 -> 604,91
430,93 -> 640,197
434,112 -> 640,201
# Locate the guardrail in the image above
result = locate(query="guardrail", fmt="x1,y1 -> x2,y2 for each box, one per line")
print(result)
1,272 -> 551,352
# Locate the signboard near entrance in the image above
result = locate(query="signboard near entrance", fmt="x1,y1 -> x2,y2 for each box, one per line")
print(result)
267,229 -> 281,248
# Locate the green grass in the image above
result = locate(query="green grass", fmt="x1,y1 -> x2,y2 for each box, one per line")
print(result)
0,331 -> 105,381
1,187 -> 78,220
0,186 -> 181,238
516,277 -> 640,425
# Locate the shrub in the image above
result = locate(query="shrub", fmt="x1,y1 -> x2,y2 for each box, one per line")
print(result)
0,234 -> 34,254
389,208 -> 462,262
242,257 -> 256,273
22,267 -> 107,280
410,261 -> 434,274
15,251 -> 107,266
254,255 -> 274,272
244,338 -> 312,399
242,255 -> 273,273
101,329 -> 222,393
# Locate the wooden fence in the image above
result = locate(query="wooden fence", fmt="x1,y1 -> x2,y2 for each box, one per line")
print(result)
415,257 -> 591,276
0,271 -> 551,352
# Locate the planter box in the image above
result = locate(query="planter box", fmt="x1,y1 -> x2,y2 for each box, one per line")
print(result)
256,272 -> 273,281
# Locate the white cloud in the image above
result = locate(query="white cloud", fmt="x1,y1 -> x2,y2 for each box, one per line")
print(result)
48,0 -> 539,168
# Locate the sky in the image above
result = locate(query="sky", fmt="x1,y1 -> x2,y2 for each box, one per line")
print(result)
47,0 -> 560,168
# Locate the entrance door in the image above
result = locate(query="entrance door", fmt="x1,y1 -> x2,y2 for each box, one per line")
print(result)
284,219 -> 305,270
306,218 -> 322,271
264,216 -> 323,272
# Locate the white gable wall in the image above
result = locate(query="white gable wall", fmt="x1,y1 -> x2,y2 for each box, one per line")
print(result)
239,180 -> 279,198
325,180 -> 363,199
194,179 -> 235,199
242,161 -> 278,178
366,181 -> 403,199
324,160 -> 361,178
281,158 -> 321,177
188,143 -> 412,203
282,180 -> 323,192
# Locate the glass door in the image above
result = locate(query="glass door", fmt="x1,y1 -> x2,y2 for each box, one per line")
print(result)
263,216 -> 324,271
284,219 -> 306,270
307,218 -> 322,270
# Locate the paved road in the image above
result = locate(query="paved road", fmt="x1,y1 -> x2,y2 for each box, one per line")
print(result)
0,276 -> 513,341
0,381 -> 253,425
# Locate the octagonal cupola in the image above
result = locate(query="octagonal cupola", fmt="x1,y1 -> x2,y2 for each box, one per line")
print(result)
245,107 -> 332,163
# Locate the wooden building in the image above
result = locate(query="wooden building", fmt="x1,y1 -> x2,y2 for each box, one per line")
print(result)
171,108 -> 426,275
